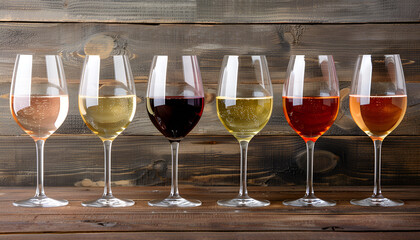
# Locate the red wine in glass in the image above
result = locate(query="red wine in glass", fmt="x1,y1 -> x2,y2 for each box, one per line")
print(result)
146,55 -> 204,207
146,96 -> 204,140
283,96 -> 340,142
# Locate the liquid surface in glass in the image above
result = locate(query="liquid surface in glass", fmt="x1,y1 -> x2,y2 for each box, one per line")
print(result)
283,96 -> 339,142
79,95 -> 136,141
217,96 -> 273,141
349,95 -> 407,140
11,95 -> 69,141
146,96 -> 204,140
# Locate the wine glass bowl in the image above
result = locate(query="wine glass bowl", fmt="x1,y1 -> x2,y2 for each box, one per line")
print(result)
349,54 -> 406,207
10,55 -> 69,207
282,55 -> 339,207
146,55 -> 204,207
79,55 -> 136,207
216,55 -> 273,207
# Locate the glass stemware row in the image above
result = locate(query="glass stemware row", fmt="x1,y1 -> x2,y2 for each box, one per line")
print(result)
10,54 -> 407,208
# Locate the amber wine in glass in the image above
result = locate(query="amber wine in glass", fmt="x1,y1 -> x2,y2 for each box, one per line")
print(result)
79,55 -> 136,207
10,55 -> 69,207
349,54 -> 407,207
282,55 -> 340,207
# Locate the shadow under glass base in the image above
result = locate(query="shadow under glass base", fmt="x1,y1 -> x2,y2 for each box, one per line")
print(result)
82,195 -> 135,208
13,195 -> 68,208
283,196 -> 336,207
217,195 -> 270,208
148,195 -> 201,207
351,196 -> 404,207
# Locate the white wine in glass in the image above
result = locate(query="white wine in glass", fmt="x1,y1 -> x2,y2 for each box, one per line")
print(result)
79,55 -> 136,207
216,55 -> 273,207
10,55 -> 69,207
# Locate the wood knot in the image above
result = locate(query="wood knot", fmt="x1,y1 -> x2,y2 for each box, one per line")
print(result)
322,226 -> 344,231
296,150 -> 339,174
83,33 -> 129,59
83,34 -> 115,58
82,220 -> 117,227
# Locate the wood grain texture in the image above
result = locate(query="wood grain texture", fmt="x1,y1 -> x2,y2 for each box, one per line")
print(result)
2,232 -> 420,240
0,187 -> 418,235
0,135 -> 418,186
0,0 -> 419,23
0,23 -> 419,84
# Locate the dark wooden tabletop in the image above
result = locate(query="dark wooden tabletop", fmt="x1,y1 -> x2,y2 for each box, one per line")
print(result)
0,186 -> 419,239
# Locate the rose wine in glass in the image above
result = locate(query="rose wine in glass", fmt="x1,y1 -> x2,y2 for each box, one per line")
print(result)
350,54 -> 407,207
10,55 -> 69,207
79,55 -> 136,207
216,55 -> 273,207
282,55 -> 339,207
146,55 -> 204,207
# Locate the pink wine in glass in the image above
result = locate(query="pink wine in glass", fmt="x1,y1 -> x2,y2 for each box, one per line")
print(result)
283,96 -> 340,142
349,95 -> 407,141
11,95 -> 69,141
146,96 -> 204,140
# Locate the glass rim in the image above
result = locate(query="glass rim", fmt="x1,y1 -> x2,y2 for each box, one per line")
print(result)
15,54 -> 61,57
152,55 -> 198,57
223,54 -> 267,57
356,54 -> 400,57
290,54 -> 334,57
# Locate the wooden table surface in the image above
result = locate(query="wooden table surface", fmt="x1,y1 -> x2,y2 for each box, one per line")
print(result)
0,186 -> 419,239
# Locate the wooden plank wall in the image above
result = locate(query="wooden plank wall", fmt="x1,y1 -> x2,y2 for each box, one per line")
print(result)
0,0 -> 418,187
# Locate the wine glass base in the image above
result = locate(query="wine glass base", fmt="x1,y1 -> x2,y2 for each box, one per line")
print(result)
13,195 -> 68,208
351,197 -> 404,207
217,196 -> 270,207
283,196 -> 336,207
82,196 -> 135,208
148,196 -> 201,207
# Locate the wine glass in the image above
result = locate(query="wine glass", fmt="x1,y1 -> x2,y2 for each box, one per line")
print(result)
10,55 -> 69,207
350,54 -> 406,207
282,55 -> 339,207
79,55 -> 136,207
216,55 -> 273,207
146,55 -> 204,207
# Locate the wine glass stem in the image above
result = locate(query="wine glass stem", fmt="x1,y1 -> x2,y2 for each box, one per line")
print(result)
305,140 -> 315,198
35,139 -> 46,198
103,140 -> 113,197
238,140 -> 249,198
169,141 -> 180,198
373,139 -> 383,198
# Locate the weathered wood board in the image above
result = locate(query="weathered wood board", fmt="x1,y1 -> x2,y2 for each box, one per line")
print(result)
2,232 -> 420,240
0,135 -> 418,186
0,186 -> 418,237
0,0 -> 419,23
0,23 -> 418,84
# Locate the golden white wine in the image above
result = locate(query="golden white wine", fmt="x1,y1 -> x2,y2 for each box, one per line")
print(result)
79,95 -> 136,141
217,96 -> 273,141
